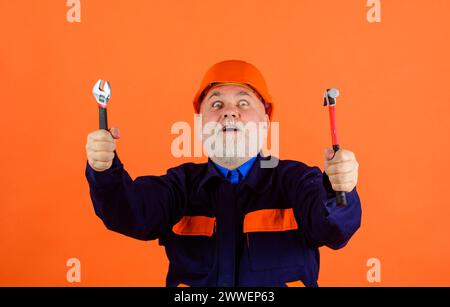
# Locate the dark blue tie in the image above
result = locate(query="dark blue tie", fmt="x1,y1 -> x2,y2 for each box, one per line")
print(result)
227,169 -> 242,185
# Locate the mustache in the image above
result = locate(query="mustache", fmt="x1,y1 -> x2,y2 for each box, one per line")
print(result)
201,120 -> 269,137
202,120 -> 245,135
219,119 -> 243,131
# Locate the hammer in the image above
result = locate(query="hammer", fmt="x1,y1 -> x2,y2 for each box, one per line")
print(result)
323,88 -> 347,207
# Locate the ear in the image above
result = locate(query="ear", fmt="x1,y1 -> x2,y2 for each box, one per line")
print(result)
264,113 -> 270,129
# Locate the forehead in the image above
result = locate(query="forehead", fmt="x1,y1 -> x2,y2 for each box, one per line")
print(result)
204,84 -> 256,98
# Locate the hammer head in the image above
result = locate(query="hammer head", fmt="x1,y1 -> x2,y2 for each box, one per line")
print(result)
323,88 -> 340,106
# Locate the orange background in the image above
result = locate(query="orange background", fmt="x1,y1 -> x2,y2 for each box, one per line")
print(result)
1,0 -> 449,286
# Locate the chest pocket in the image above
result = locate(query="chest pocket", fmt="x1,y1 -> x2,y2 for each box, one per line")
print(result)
244,208 -> 304,271
168,215 -> 216,274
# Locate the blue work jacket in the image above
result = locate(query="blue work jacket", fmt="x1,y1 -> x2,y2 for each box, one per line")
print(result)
85,152 -> 362,287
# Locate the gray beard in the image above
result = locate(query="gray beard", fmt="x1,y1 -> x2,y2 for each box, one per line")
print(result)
204,129 -> 265,169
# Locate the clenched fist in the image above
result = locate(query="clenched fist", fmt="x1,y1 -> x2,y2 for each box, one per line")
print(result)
324,148 -> 359,193
86,127 -> 121,172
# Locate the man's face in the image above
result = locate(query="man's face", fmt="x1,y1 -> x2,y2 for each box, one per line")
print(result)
198,84 -> 269,160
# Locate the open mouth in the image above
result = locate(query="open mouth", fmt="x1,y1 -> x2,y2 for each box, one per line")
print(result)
222,126 -> 239,132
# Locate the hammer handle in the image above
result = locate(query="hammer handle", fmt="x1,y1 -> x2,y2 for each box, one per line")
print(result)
328,105 -> 339,145
332,144 -> 347,207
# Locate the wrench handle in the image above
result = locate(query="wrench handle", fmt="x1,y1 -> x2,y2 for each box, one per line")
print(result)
99,106 -> 108,130
332,144 -> 347,207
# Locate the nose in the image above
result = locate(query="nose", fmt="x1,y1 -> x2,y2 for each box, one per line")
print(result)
221,105 -> 240,120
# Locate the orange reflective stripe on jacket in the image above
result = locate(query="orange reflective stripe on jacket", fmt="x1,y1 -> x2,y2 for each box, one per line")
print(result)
172,215 -> 216,236
243,208 -> 298,232
286,280 -> 305,287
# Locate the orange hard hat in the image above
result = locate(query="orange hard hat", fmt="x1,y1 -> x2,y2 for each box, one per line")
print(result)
193,60 -> 273,118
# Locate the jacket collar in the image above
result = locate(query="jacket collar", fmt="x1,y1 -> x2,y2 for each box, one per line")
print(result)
199,152 -> 276,194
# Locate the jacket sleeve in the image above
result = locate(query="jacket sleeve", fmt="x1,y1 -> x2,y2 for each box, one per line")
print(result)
85,152 -> 187,241
287,165 -> 362,250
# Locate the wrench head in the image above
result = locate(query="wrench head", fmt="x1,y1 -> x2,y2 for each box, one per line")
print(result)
93,79 -> 111,107
323,88 -> 339,106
